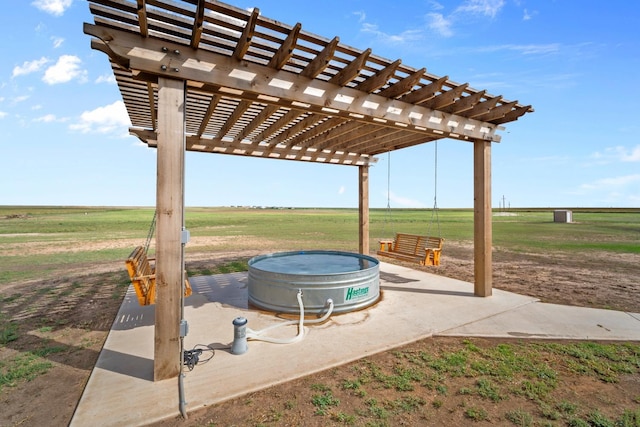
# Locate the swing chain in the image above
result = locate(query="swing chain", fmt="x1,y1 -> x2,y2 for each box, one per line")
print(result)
426,140 -> 441,238
382,151 -> 393,236
383,141 -> 440,239
144,210 -> 157,254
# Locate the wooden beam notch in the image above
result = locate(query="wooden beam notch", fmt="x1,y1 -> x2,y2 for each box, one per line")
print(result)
399,75 -> 447,105
232,7 -> 260,61
378,67 -> 426,99
354,59 -> 402,94
190,0 -> 206,48
268,23 -> 302,70
328,48 -> 372,87
422,83 -> 469,110
300,36 -> 339,79
136,0 -> 148,37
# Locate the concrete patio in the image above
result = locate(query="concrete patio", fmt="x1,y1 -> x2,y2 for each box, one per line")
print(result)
70,262 -> 640,426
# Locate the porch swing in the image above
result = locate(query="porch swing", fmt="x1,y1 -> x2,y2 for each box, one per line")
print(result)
125,211 -> 192,306
376,141 -> 445,266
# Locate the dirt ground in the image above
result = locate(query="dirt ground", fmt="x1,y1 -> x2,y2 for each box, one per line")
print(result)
1,243 -> 639,426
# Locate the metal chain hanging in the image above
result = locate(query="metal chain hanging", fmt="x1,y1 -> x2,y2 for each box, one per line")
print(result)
426,140 -> 442,238
143,210 -> 157,254
381,151 -> 394,236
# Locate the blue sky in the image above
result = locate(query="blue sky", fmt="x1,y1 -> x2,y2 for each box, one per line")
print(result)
1,0 -> 639,208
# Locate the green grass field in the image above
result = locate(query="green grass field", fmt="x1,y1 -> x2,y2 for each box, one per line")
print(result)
0,206 -> 638,285
1,205 -> 639,426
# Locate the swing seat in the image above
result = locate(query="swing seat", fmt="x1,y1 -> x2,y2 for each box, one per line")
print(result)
125,246 -> 192,306
377,233 -> 444,266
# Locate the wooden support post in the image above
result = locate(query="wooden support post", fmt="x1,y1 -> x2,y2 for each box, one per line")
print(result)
473,140 -> 492,297
359,164 -> 370,255
154,77 -> 186,381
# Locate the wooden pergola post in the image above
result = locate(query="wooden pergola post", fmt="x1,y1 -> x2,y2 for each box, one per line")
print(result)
359,165 -> 370,255
154,77 -> 186,381
473,139 -> 492,297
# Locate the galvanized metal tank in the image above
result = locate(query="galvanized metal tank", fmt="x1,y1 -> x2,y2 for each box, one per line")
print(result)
248,250 -> 380,314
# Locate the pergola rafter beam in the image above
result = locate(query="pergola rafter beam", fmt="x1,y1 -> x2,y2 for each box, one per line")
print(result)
181,134 -> 373,165
354,59 -> 401,93
136,0 -> 148,37
290,117 -> 346,150
267,22 -> 301,70
232,7 -> 260,60
466,96 -> 502,119
328,48 -> 372,87
190,0 -> 205,48
146,82 -> 156,130
216,99 -> 250,138
331,128 -> 409,153
236,104 -> 279,141
442,90 -> 486,114
300,36 -> 339,79
255,108 -> 303,146
265,114 -> 325,148
473,100 -> 518,122
197,94 -> 221,136
311,122 -> 373,152
400,75 -> 447,104
84,23 -> 501,143
492,104 -> 533,124
422,83 -> 469,110
378,67 -> 425,99
297,120 -> 363,151
369,133 -> 437,155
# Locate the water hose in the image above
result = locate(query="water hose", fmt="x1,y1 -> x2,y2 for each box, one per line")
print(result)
246,290 -> 334,344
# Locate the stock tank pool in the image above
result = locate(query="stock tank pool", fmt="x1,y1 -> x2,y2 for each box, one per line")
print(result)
248,250 -> 380,314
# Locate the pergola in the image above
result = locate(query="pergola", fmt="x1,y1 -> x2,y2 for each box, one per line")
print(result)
85,0 -> 533,380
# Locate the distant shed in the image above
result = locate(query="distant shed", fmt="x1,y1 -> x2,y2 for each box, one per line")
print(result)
554,210 -> 573,223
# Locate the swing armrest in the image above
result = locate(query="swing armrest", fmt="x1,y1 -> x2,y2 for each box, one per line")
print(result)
132,273 -> 156,281
423,240 -> 444,266
378,239 -> 394,252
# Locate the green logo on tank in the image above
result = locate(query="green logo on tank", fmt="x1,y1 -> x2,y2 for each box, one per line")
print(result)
345,286 -> 369,301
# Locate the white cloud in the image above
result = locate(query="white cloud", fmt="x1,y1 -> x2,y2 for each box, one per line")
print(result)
476,43 -> 561,55
618,145 -> 640,162
43,55 -> 87,84
353,11 -> 366,23
388,190 -> 424,208
429,1 -> 445,11
34,114 -> 58,123
580,174 -> 640,191
523,9 -> 537,21
456,0 -> 505,18
590,145 -> 640,164
32,0 -> 73,16
361,23 -> 424,44
0,111 -> 7,119
69,100 -> 131,135
95,74 -> 116,84
13,95 -> 30,104
51,37 -> 64,48
427,13 -> 453,37
338,186 -> 346,195
12,57 -> 49,78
